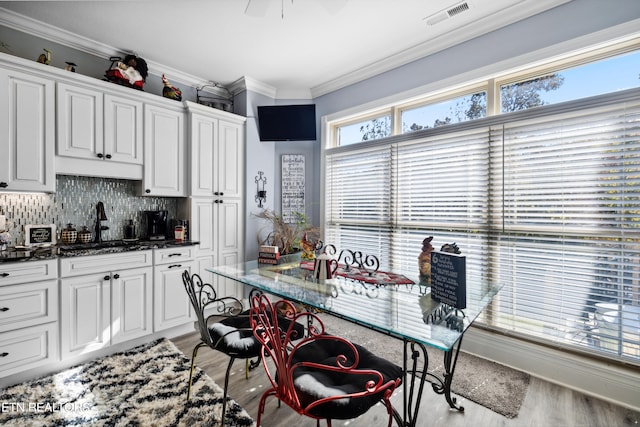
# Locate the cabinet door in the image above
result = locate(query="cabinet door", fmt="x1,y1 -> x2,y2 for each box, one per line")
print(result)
0,69 -> 55,192
153,261 -> 194,332
111,266 -> 152,344
190,198 -> 214,254
143,104 -> 185,196
0,280 -> 57,331
57,82 -> 104,161
60,273 -> 111,358
190,113 -> 217,196
217,120 -> 245,199
0,323 -> 58,377
216,199 -> 244,299
104,94 -> 143,165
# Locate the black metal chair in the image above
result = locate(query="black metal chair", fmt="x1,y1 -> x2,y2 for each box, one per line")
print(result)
182,271 -> 262,425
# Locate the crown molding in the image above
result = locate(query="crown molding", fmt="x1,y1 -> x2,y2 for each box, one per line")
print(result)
310,0 -> 572,98
230,76 -> 277,98
0,7 -> 121,58
0,6 -> 229,97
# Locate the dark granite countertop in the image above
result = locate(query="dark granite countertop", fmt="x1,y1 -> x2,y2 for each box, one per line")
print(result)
0,239 -> 199,263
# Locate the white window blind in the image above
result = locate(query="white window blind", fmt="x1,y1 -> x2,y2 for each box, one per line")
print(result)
392,128 -> 491,277
324,89 -> 640,364
486,99 -> 640,360
325,144 -> 394,269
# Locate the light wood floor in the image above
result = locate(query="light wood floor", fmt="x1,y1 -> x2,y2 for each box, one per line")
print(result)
172,331 -> 639,427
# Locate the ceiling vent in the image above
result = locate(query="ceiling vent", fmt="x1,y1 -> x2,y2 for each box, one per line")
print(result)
424,1 -> 471,26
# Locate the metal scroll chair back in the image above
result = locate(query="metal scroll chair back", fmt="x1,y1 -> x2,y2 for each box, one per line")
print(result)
250,293 -> 402,427
182,271 -> 261,426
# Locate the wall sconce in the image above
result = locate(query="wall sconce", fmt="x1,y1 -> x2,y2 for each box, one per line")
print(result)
255,171 -> 267,208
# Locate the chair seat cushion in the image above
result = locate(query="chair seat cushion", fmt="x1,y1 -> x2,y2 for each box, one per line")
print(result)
209,312 -> 262,358
291,337 -> 402,420
210,310 -> 305,358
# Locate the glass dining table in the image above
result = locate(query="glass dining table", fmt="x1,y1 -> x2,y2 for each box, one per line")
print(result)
207,259 -> 503,427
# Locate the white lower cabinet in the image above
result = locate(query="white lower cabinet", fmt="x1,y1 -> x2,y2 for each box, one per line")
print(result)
0,245 -> 200,380
0,323 -> 57,377
111,267 -> 152,345
60,272 -> 111,358
59,251 -> 153,358
190,197 -> 244,300
153,247 -> 195,332
0,260 -> 58,377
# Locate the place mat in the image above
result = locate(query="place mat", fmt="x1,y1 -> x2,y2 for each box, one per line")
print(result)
299,260 -> 414,285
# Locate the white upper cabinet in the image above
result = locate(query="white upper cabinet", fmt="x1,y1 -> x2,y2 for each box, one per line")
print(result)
187,102 -> 245,198
190,113 -> 217,196
217,119 -> 244,199
0,67 -> 55,192
56,82 -> 104,161
56,81 -> 144,179
103,93 -> 143,164
143,102 -> 186,197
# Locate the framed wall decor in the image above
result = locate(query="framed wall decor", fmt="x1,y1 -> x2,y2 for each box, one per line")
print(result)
281,154 -> 305,223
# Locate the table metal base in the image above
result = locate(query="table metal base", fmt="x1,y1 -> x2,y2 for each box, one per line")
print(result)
393,336 -> 465,427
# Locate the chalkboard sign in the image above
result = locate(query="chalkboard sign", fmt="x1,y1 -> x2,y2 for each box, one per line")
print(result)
430,251 -> 466,309
25,224 -> 57,246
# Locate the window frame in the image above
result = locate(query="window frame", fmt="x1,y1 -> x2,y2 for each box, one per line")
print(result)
323,37 -> 640,366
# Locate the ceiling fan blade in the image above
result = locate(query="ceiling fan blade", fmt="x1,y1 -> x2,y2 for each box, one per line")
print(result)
245,0 -> 271,17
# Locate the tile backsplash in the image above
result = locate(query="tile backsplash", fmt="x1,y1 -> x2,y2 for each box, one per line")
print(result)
0,175 -> 179,245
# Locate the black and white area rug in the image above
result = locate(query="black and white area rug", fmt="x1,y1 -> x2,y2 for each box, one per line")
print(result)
0,338 -> 255,426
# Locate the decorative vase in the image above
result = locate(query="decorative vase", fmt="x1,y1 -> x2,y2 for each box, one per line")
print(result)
61,223 -> 77,244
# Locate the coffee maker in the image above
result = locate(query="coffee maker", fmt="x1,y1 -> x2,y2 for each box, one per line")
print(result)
144,210 -> 168,240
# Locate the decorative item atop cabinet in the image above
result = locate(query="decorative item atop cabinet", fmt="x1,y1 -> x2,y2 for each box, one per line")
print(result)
162,74 -> 182,101
196,82 -> 233,112
104,54 -> 148,91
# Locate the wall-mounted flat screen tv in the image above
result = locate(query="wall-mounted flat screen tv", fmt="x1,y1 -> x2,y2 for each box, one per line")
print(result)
257,104 -> 317,141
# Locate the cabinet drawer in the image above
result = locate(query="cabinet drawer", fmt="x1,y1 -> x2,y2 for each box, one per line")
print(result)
59,250 -> 152,277
0,323 -> 58,377
0,280 -> 57,331
154,247 -> 194,265
0,260 -> 57,286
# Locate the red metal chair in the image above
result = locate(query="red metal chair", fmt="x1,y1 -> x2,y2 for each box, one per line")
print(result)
250,293 -> 402,427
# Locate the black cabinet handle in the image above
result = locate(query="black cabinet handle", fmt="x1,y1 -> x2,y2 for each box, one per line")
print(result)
113,273 -> 120,279
0,273 -> 9,277
214,191 -> 219,195
0,307 -> 9,312
0,182 -> 7,188
168,253 -> 182,257
145,189 -> 151,194
168,264 -> 182,269
105,154 -> 112,159
97,153 -> 104,159
219,192 -> 224,196
0,352 -> 8,357
104,275 -> 110,281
